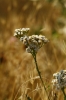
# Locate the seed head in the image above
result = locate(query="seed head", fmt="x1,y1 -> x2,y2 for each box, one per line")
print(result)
52,70 -> 66,90
21,35 -> 49,53
14,28 -> 49,54
14,28 -> 30,38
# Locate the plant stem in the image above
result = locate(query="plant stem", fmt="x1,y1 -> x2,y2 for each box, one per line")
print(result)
32,51 -> 50,100
61,88 -> 66,100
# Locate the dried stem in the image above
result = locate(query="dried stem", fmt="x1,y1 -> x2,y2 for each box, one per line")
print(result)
61,88 -> 66,100
31,51 -> 50,100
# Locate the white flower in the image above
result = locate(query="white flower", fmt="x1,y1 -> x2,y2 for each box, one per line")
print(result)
21,35 -> 49,53
52,70 -> 66,90
21,28 -> 30,32
14,28 -> 49,53
14,28 -> 30,38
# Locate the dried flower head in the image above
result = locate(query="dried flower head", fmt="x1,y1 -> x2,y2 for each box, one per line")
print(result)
52,70 -> 66,90
14,28 -> 49,54
14,28 -> 30,39
20,35 -> 49,53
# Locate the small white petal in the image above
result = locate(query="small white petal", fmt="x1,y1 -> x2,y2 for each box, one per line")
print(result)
14,33 -> 17,36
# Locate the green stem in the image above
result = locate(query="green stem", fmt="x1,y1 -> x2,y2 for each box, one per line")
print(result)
61,88 -> 66,100
32,51 -> 50,100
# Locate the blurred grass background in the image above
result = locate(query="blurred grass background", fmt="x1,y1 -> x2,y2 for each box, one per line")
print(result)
0,0 -> 66,100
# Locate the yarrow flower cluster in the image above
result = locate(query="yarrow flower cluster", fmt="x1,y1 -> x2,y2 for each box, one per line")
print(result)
52,70 -> 66,90
14,28 -> 49,53
20,35 -> 49,53
14,28 -> 30,38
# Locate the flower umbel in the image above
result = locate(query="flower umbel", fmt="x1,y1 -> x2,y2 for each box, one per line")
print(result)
14,28 -> 30,39
14,28 -> 49,53
52,70 -> 66,90
14,28 -> 49,54
20,35 -> 49,53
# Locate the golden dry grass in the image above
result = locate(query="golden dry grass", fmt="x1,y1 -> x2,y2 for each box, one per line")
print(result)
0,0 -> 66,100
